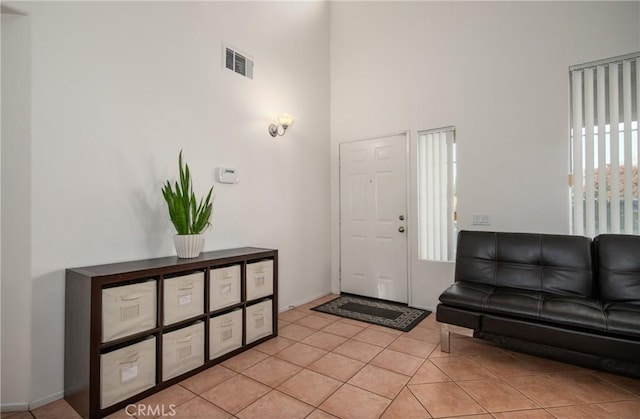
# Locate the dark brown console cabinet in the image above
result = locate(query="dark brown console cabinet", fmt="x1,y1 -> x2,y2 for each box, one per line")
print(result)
65,247 -> 278,418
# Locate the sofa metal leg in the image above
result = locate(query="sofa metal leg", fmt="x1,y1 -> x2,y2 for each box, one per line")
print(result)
440,326 -> 451,353
440,323 -> 474,353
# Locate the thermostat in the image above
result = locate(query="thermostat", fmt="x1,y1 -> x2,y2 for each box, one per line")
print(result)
216,167 -> 239,184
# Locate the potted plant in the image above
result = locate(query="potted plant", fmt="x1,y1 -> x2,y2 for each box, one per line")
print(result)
162,151 -> 214,258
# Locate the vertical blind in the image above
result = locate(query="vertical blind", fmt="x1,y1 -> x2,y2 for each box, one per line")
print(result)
570,52 -> 639,236
418,127 -> 456,261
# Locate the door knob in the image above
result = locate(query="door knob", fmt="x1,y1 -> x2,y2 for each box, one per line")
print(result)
398,226 -> 405,233
399,215 -> 405,221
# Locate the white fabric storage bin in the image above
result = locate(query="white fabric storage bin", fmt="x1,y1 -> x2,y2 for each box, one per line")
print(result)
209,309 -> 242,360
162,322 -> 204,381
245,300 -> 273,344
246,260 -> 274,301
163,272 -> 204,326
100,336 -> 156,409
102,281 -> 157,342
209,265 -> 241,311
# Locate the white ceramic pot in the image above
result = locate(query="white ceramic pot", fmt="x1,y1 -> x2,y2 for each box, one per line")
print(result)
173,234 -> 205,258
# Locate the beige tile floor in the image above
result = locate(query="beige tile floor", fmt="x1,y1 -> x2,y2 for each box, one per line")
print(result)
4,293 -> 640,419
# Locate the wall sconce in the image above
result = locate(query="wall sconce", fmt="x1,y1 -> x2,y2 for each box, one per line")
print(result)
268,114 -> 295,137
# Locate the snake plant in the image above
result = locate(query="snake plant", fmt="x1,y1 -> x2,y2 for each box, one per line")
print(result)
162,151 -> 214,235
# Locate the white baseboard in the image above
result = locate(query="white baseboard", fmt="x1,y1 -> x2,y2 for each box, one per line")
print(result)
1,402 -> 29,413
2,390 -> 69,412
411,303 -> 435,312
28,390 -> 64,410
279,291 -> 336,313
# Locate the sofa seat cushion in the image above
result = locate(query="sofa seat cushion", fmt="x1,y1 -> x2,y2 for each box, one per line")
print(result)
439,281 -> 546,320
440,282 -> 610,334
605,303 -> 640,338
486,287 -> 546,319
438,281 -> 494,311
540,296 -> 606,331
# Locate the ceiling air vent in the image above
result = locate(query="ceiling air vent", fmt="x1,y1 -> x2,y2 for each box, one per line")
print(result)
224,45 -> 253,79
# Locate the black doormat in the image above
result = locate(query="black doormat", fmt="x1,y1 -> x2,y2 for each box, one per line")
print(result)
311,294 -> 431,332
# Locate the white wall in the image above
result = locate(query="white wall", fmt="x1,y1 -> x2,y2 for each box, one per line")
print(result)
1,9 -> 32,410
330,1 -> 640,310
1,1 -> 330,408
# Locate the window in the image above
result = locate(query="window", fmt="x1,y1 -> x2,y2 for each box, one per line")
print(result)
418,127 -> 457,261
570,52 -> 639,236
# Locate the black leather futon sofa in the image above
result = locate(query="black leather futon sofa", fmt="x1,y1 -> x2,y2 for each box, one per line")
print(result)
436,230 -> 640,376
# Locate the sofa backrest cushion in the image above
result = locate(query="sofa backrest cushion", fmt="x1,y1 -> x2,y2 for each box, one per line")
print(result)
595,234 -> 640,303
455,231 -> 594,297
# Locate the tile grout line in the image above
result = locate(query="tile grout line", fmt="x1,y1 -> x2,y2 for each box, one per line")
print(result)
405,383 -> 436,418
235,388 -> 316,418
551,370 -> 638,402
177,383 -> 236,418
275,368 -> 343,409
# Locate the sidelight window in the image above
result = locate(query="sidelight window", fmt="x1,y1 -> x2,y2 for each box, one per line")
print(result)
418,126 -> 457,261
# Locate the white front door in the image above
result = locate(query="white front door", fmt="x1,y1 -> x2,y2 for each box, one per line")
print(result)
339,134 -> 408,303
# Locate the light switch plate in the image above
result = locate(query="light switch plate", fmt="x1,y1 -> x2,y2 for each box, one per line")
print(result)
472,213 -> 491,226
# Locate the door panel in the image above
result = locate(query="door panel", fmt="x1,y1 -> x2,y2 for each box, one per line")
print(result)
339,134 -> 408,303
